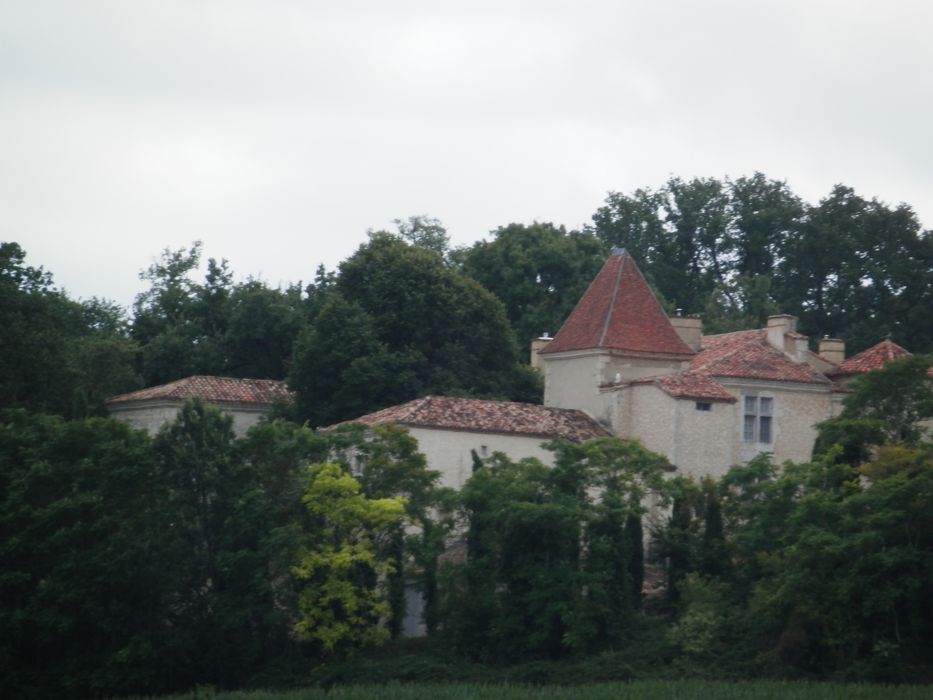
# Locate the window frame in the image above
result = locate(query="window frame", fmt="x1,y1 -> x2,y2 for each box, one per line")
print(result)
743,394 -> 774,445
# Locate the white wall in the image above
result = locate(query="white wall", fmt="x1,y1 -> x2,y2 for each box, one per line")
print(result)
407,426 -> 560,490
543,352 -> 606,418
108,400 -> 271,436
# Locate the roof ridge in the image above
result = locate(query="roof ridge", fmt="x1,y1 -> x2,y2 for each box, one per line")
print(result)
597,253 -> 625,347
702,328 -> 763,341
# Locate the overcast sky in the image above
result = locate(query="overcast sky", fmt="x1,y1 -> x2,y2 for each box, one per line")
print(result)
3,0 -> 932,308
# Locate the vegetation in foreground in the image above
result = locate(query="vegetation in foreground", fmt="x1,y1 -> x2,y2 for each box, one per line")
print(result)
4,355 -> 932,698
135,680 -> 933,700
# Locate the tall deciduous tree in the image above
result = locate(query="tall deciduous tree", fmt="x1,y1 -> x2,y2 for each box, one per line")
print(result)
0,242 -> 140,418
455,222 -> 606,345
318,423 -> 449,637
0,411 -> 168,698
292,462 -> 405,656
154,400 -> 294,688
289,235 -> 540,427
133,242 -> 308,385
443,438 -> 672,659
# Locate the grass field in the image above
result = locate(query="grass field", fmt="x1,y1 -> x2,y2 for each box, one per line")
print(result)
140,680 -> 933,700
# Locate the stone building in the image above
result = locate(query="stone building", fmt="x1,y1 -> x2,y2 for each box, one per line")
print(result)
108,249 -> 920,479
345,248 -> 920,481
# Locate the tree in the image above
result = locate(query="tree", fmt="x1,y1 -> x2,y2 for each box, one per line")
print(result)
289,235 -> 540,427
223,280 -> 307,379
0,410 -> 169,698
317,423 -> 448,637
153,400 -> 293,688
589,176 -> 933,349
133,242 -> 212,384
375,215 -> 451,260
815,354 -> 933,462
133,243 -> 309,386
0,242 -> 140,418
292,463 -> 405,656
289,293 -> 418,427
442,438 -> 673,659
456,222 -> 606,345
774,187 -> 933,353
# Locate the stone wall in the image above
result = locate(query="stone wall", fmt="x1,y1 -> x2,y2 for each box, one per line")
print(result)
408,426 -> 560,490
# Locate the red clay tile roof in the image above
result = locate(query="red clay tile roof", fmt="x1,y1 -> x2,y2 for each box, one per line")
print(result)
337,396 -> 612,442
630,372 -> 737,402
540,250 -> 695,357
828,339 -> 913,377
689,329 -> 831,385
107,375 -> 292,406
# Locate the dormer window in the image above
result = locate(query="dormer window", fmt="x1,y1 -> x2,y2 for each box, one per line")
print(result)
743,395 -> 773,444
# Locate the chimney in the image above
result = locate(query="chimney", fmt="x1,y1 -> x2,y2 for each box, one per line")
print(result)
818,337 -> 846,364
766,314 -> 798,352
669,315 -> 702,352
530,333 -> 552,371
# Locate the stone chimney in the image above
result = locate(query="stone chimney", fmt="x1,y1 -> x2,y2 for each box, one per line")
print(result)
530,333 -> 552,372
669,315 -> 702,352
818,337 -> 846,364
766,314 -> 798,353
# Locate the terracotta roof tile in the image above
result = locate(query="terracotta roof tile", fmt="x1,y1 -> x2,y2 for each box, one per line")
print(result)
828,339 -> 913,377
336,395 -> 611,442
540,250 -> 694,357
630,372 -> 737,402
689,329 -> 830,385
107,375 -> 292,406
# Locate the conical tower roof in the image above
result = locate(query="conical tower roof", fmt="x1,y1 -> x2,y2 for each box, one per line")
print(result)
540,249 -> 694,356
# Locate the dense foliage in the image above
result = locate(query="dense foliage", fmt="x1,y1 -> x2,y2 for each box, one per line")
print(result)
441,440 -> 671,659
2,174 -> 932,696
288,233 -> 541,427
131,242 -> 307,386
451,174 -> 933,355
2,361 -> 932,696
114,680 -> 933,700
0,242 -> 140,418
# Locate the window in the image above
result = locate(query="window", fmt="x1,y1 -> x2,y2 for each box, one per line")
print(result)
743,395 -> 773,444
695,402 -> 712,412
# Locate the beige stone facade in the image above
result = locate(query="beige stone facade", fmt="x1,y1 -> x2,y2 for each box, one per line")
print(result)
107,399 -> 272,437
106,375 -> 290,437
406,426 -> 563,490
535,250 -> 860,479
